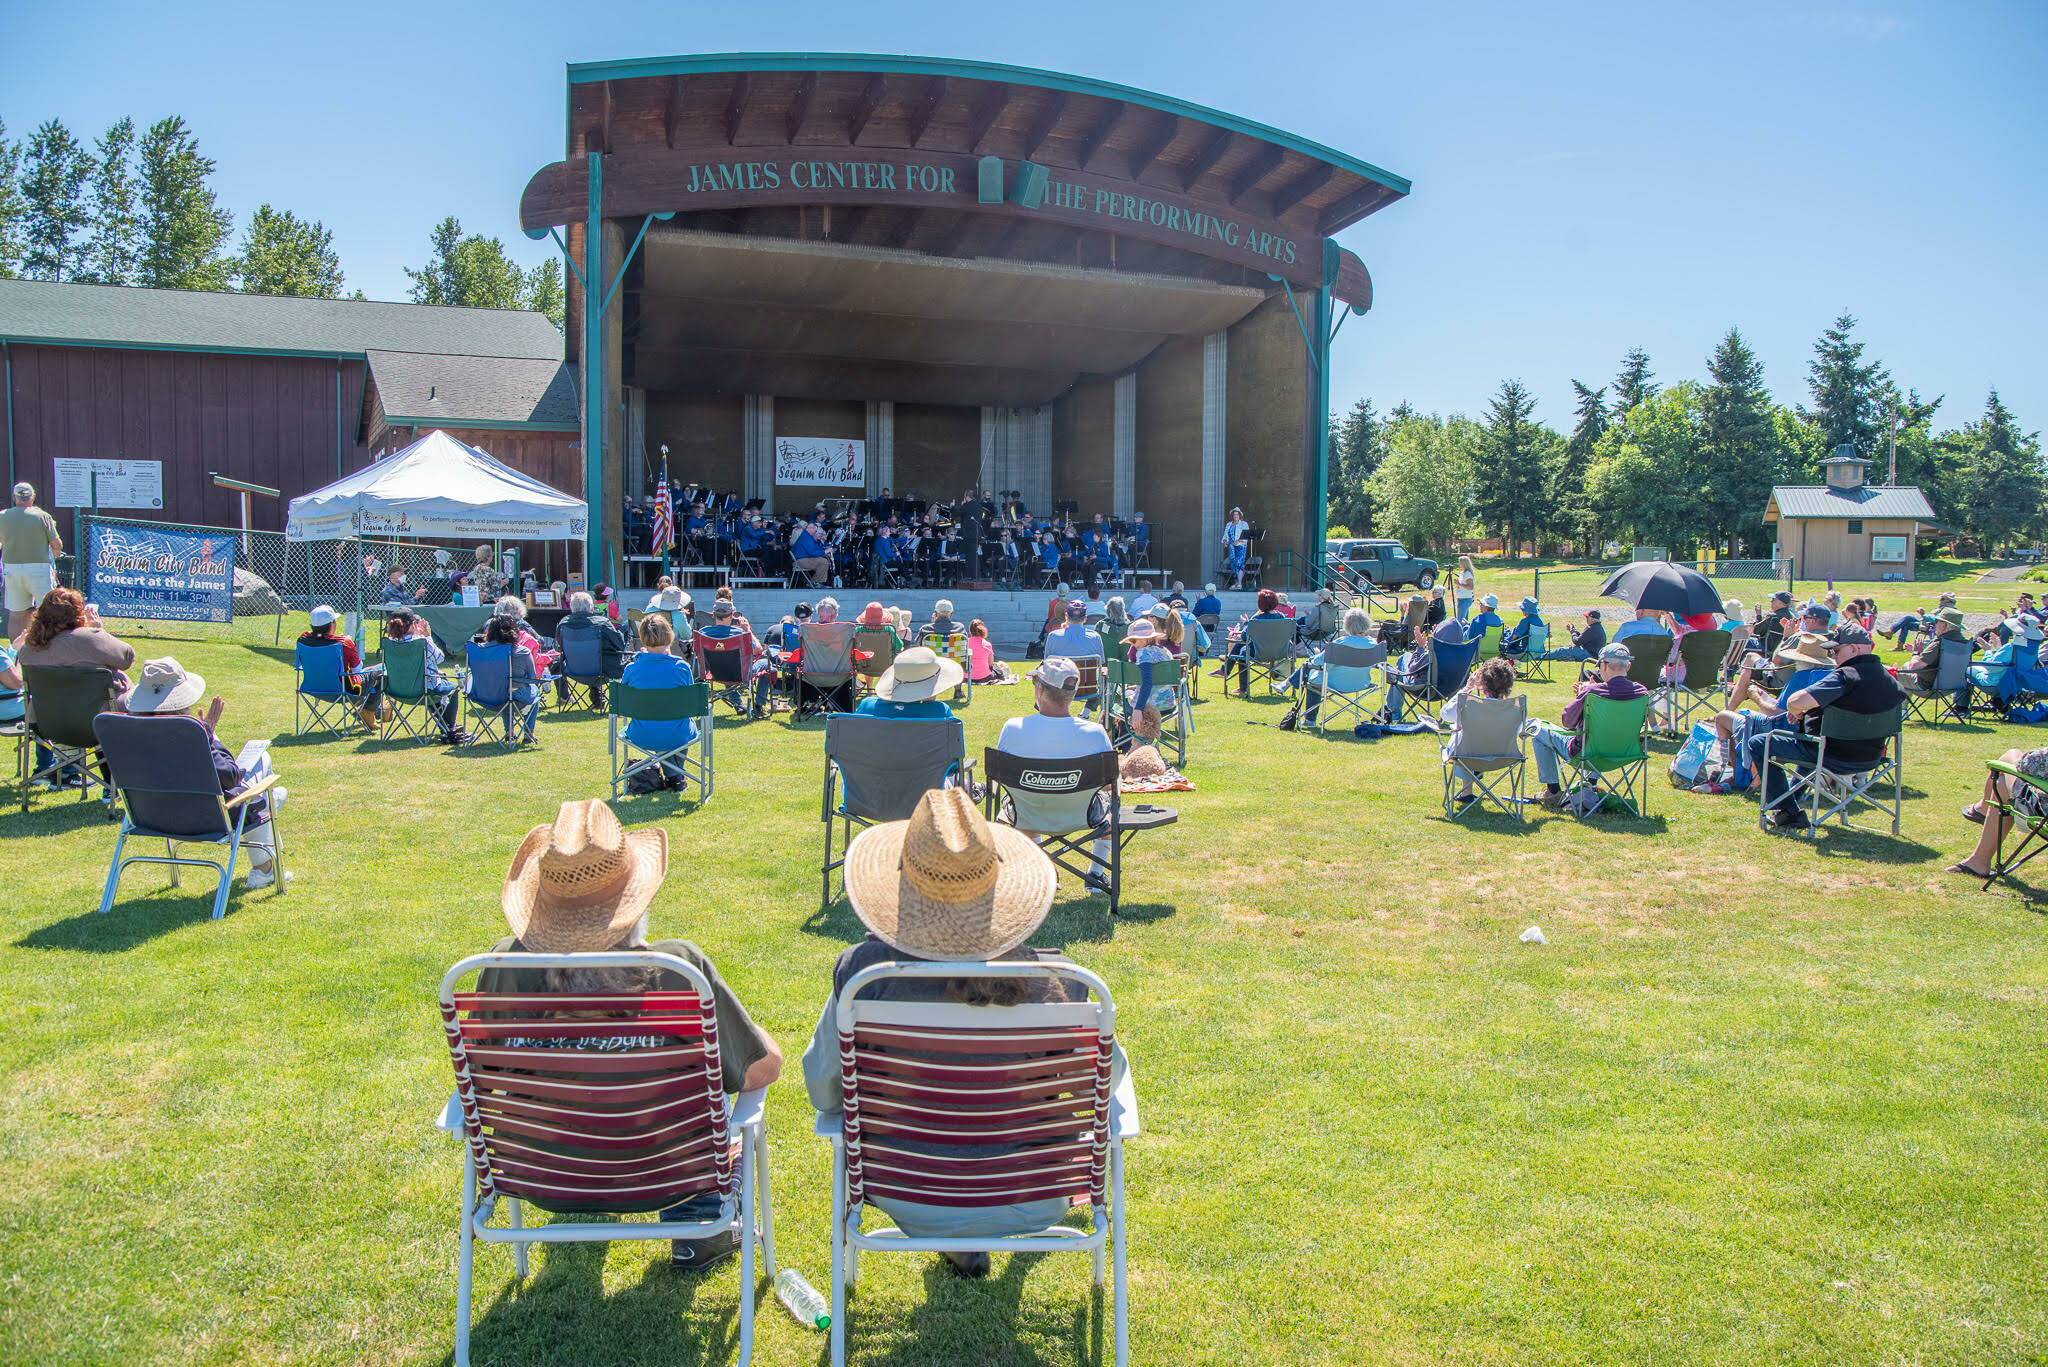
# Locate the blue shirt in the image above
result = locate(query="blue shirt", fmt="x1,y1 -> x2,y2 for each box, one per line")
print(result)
1504,612 -> 1543,646
1614,618 -> 1673,641
1194,594 -> 1221,618
1775,667 -> 1826,711
1466,610 -> 1503,640
620,651 -> 697,750
855,696 -> 952,720
1038,542 -> 1061,568
792,528 -> 825,559
0,644 -> 21,724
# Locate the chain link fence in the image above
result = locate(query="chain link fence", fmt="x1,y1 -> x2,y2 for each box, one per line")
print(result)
1530,558 -> 1795,608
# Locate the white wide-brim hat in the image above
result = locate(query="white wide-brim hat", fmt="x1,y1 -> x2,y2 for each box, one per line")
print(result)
874,646 -> 965,701
125,656 -> 207,714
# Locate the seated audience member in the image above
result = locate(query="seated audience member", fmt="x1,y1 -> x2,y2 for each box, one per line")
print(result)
1193,584 -> 1223,622
1101,596 -> 1129,630
965,619 -> 1006,683
1613,606 -> 1673,642
1045,599 -> 1105,661
1531,642 -> 1651,807
1109,617 -> 1175,736
801,785 -> 1123,1277
123,656 -> 287,887
480,798 -> 781,1269
378,567 -> 418,607
996,657 -> 1116,891
1289,606 -> 1378,727
855,646 -> 962,720
924,598 -> 959,643
1543,607 -> 1605,662
1131,582 -> 1160,616
854,599 -> 900,643
1949,745 -> 2048,877
1971,613 -> 2042,682
495,596 -> 561,681
1796,601 -> 1834,637
1145,602 -> 1185,656
1442,656 -> 1518,811
1898,607 -> 1968,696
1707,633 -> 1832,791
1225,588 -> 1290,696
618,612 -> 698,791
297,603 -> 363,700
814,596 -> 843,626
15,588 -> 136,785
374,610 -> 467,743
1886,591 -> 1955,650
0,635 -> 21,729
1466,593 -> 1504,644
1718,599 -> 1750,658
556,591 -> 630,709
1168,600 -> 1210,658
474,613 -> 543,744
1424,585 -> 1448,628
1500,597 -> 1546,656
1750,625 -> 1904,831
1379,617 -> 1466,723
1756,591 -> 1794,655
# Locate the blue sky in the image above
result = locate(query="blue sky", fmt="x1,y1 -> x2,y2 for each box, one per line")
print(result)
7,0 -> 2044,436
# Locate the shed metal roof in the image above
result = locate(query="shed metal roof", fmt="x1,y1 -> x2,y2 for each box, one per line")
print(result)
0,280 -> 564,361
366,350 -> 579,429
1765,485 -> 1938,520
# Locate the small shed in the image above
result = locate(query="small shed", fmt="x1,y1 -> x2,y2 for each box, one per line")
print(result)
1764,451 -> 1937,580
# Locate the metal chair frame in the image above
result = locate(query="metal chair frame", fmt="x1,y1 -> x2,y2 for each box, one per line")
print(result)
981,747 -> 1176,914
1758,704 -> 1904,838
294,639 -> 356,738
1440,693 -> 1528,821
378,636 -> 450,743
460,642 -> 526,747
609,681 -> 713,802
1102,657 -> 1188,768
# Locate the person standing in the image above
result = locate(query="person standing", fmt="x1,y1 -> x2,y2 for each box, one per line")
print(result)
1222,508 -> 1250,590
1453,555 -> 1477,623
2,482 -> 63,637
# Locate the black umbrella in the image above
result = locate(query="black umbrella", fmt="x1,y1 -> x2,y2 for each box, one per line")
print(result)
1597,560 -> 1726,616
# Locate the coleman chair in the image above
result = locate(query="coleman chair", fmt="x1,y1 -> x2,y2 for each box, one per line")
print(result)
1102,657 -> 1188,768
1473,623 -> 1503,661
1901,637 -> 1974,724
1757,704 -> 1905,838
1565,693 -> 1653,818
294,639 -> 357,737
796,622 -> 859,719
981,747 -> 1177,913
820,715 -> 968,913
460,642 -> 526,746
852,625 -> 900,696
1618,634 -> 1671,692
92,714 -> 285,921
1973,756 -> 2048,888
435,950 -> 775,1367
693,628 -> 759,719
379,636 -> 449,743
1301,640 -> 1386,734
1660,629 -> 1733,735
1240,617 -> 1297,694
816,958 -> 1137,1367
610,681 -> 713,803
1379,633 -> 1479,727
1505,620 -> 1552,683
18,663 -> 120,814
1441,692 -> 1528,820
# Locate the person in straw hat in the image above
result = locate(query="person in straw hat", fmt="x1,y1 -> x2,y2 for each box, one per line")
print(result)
854,645 -> 964,721
123,656 -> 289,887
1703,631 -> 1836,793
1753,623 -> 1902,830
479,798 -> 781,1270
799,786 -> 1127,1276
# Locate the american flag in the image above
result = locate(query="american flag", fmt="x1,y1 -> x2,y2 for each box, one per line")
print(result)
651,470 -> 674,554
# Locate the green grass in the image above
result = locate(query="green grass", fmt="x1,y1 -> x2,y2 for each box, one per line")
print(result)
2,631 -> 2045,1365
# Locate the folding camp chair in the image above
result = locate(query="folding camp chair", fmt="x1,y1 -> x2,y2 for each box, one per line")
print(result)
981,748 -> 1177,913
1097,622 -> 1129,661
1379,634 -> 1478,726
1974,757 -> 2048,888
852,625 -> 899,696
1901,637 -> 1973,724
1566,693 -> 1653,818
796,622 -> 858,719
1302,641 -> 1386,734
294,640 -> 356,737
460,642 -> 526,746
1241,617 -> 1297,694
1758,704 -> 1905,838
18,664 -> 119,814
1071,655 -> 1103,714
920,630 -> 973,706
1474,623 -> 1503,661
816,958 -> 1137,1367
1441,692 -> 1528,820
1102,658 -> 1189,767
556,617 -> 616,711
1660,629 -> 1733,735
1619,634 -> 1670,692
1507,620 -> 1552,683
92,714 -> 286,920
610,681 -> 713,802
820,715 -> 969,913
379,636 -> 450,743
693,628 -> 758,719
435,950 -> 775,1367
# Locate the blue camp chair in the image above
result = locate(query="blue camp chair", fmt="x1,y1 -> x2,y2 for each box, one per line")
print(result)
1379,633 -> 1478,725
294,640 -> 355,737
461,642 -> 529,746
1506,619 -> 1552,683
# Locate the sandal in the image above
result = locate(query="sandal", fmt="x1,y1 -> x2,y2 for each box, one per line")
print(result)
1944,861 -> 1988,876
1962,803 -> 1987,825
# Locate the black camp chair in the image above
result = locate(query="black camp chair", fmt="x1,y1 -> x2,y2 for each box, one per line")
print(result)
819,715 -> 968,913
981,747 -> 1177,914
796,622 -> 859,719
20,664 -> 121,815
92,713 -> 287,920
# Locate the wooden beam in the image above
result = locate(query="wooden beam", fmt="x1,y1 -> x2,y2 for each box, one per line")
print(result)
664,74 -> 688,149
834,204 -> 871,243
1180,127 -> 1233,191
723,73 -> 752,146
787,72 -> 818,144
1227,145 -> 1285,205
931,213 -> 977,257
966,84 -> 1010,154
907,76 -> 949,148
1021,92 -> 1070,159
848,75 -> 887,145
882,208 -> 923,250
1268,163 -> 1334,218
1316,183 -> 1385,234
1127,112 -> 1179,180
1076,101 -> 1126,171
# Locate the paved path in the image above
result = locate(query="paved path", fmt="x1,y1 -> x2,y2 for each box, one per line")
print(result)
1975,562 -> 2032,583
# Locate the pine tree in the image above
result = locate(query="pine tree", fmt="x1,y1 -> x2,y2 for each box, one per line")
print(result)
20,119 -> 91,280
1799,311 -> 1889,463
524,257 -> 564,328
236,204 -> 343,297
1695,328 -> 1782,554
80,117 -> 139,285
1327,397 -> 1384,535
1549,381 -> 1608,552
1955,391 -> 2045,553
138,116 -> 235,290
1612,347 -> 1657,421
0,119 -> 25,278
1471,378 -> 1552,558
404,216 -> 530,309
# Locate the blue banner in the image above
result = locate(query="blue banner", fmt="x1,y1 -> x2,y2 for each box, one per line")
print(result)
87,522 -> 236,624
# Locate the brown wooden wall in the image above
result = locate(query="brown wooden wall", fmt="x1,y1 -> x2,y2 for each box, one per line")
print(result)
5,343 -> 369,535
892,403 -> 980,504
643,393 -> 743,497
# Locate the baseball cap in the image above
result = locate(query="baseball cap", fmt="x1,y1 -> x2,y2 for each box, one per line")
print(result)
11,481 -> 32,499
1032,656 -> 1080,690
1598,641 -> 1633,663
1830,624 -> 1872,647
1066,599 -> 1086,618
309,604 -> 337,626
792,601 -> 813,619
1771,590 -> 1792,604
712,600 -> 733,617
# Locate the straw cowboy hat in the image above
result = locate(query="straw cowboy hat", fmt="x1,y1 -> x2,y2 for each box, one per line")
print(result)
1124,617 -> 1161,645
1773,633 -> 1833,670
873,645 -> 964,702
502,799 -> 668,953
126,657 -> 207,714
842,787 -> 1055,960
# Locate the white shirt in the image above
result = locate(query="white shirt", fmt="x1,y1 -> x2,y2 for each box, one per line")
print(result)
1045,623 -> 1104,660
997,711 -> 1113,759
1223,519 -> 1248,546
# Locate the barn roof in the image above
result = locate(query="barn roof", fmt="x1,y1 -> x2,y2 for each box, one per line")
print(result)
365,350 -> 579,429
1765,485 -> 1938,520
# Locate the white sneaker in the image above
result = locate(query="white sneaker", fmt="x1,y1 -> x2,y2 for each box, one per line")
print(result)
246,864 -> 275,889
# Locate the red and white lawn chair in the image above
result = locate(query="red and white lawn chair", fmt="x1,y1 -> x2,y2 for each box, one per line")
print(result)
435,951 -> 775,1367
816,959 -> 1138,1367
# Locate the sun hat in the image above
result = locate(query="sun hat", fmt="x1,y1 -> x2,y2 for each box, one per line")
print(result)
2007,616 -> 2045,642
1125,618 -> 1160,643
1032,656 -> 1080,690
1936,607 -> 1967,627
308,604 -> 337,626
1481,593 -> 1499,609
501,799 -> 668,954
857,601 -> 890,626
1598,641 -> 1633,663
1519,596 -> 1540,614
125,657 -> 207,714
648,586 -> 689,611
1144,602 -> 1173,622
1774,633 -> 1834,669
1938,591 -> 1957,604
842,787 -> 1056,961
874,646 -> 965,702
1831,624 -> 1874,648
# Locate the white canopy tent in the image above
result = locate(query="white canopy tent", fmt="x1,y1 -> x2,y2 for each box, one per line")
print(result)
285,429 -> 586,543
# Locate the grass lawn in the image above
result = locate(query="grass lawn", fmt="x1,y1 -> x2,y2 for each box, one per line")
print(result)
2,625 -> 2045,1365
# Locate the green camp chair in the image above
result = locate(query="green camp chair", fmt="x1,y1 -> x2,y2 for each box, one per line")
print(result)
1475,624 -> 1503,661
851,625 -> 899,695
1757,704 -> 1904,838
609,681 -> 713,803
1977,756 -> 2048,888
1097,622 -> 1129,660
380,636 -> 451,743
1103,657 -> 1188,768
1569,693 -> 1653,818
1619,634 -> 1670,692
1660,629 -> 1733,735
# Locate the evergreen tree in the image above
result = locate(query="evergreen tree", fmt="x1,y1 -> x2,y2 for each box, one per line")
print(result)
1549,381 -> 1608,553
80,117 -> 139,285
1585,384 -> 1703,551
1471,378 -> 1552,558
1327,397 -> 1384,535
525,257 -> 565,328
236,204 -> 343,297
1954,391 -> 2045,553
404,216 -> 530,309
1695,328 -> 1782,554
1799,311 -> 1889,463
1612,347 -> 1657,422
138,116 -> 234,289
20,119 -> 91,280
0,119 -> 25,278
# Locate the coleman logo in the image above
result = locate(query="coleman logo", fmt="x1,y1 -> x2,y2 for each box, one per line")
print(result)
1018,769 -> 1078,792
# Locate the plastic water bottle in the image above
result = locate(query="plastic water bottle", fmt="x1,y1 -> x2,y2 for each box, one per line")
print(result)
775,1268 -> 829,1329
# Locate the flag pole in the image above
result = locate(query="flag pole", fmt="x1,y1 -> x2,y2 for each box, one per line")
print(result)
659,444 -> 674,582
